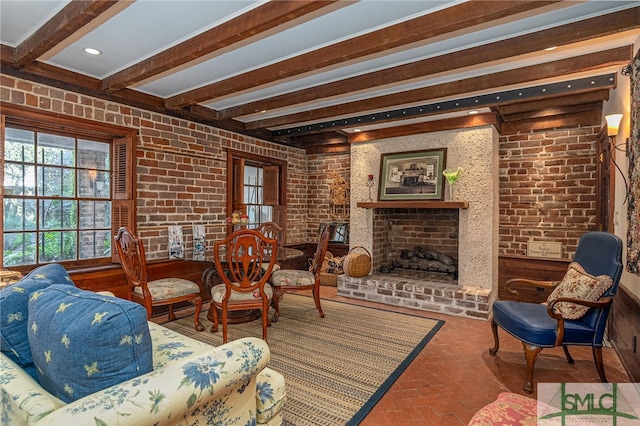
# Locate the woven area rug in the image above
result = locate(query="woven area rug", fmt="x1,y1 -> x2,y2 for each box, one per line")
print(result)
163,295 -> 444,426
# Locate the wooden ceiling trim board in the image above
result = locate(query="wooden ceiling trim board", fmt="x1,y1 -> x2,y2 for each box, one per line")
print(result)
348,113 -> 500,144
220,7 -> 640,120
101,0 -> 340,92
253,47 -> 629,131
271,73 -> 614,138
501,109 -> 602,134
501,102 -> 603,122
12,0 -> 123,68
164,0 -> 561,109
496,90 -> 610,115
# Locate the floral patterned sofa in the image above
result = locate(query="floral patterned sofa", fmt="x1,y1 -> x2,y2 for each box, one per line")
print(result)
0,264 -> 286,426
1,322 -> 286,426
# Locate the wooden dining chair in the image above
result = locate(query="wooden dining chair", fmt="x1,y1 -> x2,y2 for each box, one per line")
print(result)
209,229 -> 279,343
256,222 -> 285,256
270,225 -> 330,322
114,227 -> 205,331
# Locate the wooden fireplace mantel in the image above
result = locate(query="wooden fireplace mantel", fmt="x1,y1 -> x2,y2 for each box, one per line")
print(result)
356,201 -> 468,209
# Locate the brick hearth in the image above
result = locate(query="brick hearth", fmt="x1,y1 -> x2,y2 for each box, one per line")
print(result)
337,274 -> 490,320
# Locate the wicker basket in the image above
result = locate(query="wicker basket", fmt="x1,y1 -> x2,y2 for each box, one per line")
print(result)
319,272 -> 339,286
343,246 -> 371,278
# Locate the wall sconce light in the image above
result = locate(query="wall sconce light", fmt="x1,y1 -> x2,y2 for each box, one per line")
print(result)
605,113 -> 623,137
604,113 -> 629,205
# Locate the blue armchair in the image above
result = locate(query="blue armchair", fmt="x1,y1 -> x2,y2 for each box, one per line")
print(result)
490,231 -> 623,393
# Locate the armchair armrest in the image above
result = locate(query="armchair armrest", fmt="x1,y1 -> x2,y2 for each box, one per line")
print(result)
545,296 -> 614,346
36,337 -> 270,426
505,278 -> 559,302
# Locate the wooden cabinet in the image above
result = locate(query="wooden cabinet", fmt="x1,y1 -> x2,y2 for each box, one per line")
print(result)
498,255 -> 570,303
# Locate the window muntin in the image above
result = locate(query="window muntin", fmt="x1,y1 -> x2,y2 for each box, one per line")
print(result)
244,165 -> 272,227
3,126 -> 112,267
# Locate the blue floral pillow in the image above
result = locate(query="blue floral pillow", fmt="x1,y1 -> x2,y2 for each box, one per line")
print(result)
0,263 -> 74,379
28,285 -> 153,402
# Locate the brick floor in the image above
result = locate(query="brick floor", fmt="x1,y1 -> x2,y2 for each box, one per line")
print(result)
157,285 -> 633,425
318,286 -> 632,426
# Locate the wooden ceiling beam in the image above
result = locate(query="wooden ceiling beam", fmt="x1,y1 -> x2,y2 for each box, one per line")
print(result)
101,1 -> 340,92
246,46 -> 630,130
165,0 -> 561,109
221,7 -> 640,120
11,1 -> 122,69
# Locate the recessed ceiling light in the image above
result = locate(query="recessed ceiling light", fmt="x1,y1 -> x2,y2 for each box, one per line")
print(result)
353,128 -> 362,132
468,110 -> 479,115
84,47 -> 102,55
544,46 -> 558,51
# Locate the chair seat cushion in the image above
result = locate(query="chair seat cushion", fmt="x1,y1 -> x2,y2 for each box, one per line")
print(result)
133,278 -> 200,301
0,264 -> 74,379
211,283 -> 273,304
271,269 -> 314,287
492,300 -> 596,347
546,262 -> 613,320
28,285 -> 153,403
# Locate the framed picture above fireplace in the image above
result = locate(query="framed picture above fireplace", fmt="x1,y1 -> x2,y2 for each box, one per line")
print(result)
378,148 -> 446,201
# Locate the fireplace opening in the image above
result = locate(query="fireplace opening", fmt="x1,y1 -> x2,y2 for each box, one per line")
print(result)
371,208 -> 459,283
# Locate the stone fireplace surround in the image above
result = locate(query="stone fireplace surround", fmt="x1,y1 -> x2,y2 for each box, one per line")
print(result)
338,127 -> 499,320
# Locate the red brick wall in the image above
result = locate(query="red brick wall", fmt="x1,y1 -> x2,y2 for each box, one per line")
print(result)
1,74 -> 307,260
371,209 -> 459,271
499,127 -> 599,259
306,152 -> 351,241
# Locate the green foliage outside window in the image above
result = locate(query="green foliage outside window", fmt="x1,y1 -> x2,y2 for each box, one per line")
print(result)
3,127 -> 112,267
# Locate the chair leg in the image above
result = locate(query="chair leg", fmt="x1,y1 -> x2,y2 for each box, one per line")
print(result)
522,343 -> 543,394
168,304 -> 176,321
562,345 -> 575,364
262,304 -> 270,343
593,346 -> 607,383
489,319 -> 500,355
207,303 -> 219,333
271,290 -> 283,323
222,309 -> 229,343
192,296 -> 204,332
313,285 -> 324,318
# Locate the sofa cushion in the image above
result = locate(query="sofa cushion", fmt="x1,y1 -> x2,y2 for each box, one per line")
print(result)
28,285 -> 153,403
256,367 -> 287,424
546,262 -> 613,320
0,264 -> 74,378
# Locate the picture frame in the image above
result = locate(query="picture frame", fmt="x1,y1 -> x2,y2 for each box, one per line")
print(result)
378,148 -> 447,201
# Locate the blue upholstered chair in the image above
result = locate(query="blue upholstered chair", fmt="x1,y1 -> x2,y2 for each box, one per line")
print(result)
490,231 -> 623,393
